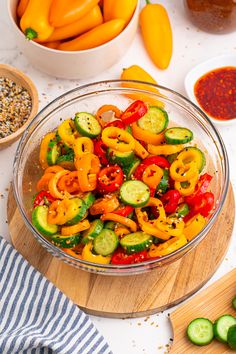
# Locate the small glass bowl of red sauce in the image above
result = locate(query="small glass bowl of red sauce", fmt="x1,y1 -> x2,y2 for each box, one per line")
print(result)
185,55 -> 236,125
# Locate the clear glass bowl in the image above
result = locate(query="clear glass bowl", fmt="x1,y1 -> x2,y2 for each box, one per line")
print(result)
13,80 -> 229,275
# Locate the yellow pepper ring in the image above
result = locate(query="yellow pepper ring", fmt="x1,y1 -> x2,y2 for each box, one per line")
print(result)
177,149 -> 201,165
148,235 -> 187,258
101,213 -> 137,232
170,160 -> 198,182
82,243 -> 111,264
147,144 -> 184,155
73,137 -> 94,157
58,119 -> 78,147
183,213 -> 206,241
142,164 -> 164,189
131,121 -> 165,145
175,174 -> 199,197
48,170 -> 71,199
61,219 -> 90,236
134,139 -> 149,159
47,200 -> 68,225
101,127 -> 135,152
146,197 -> 166,221
39,132 -> 56,170
155,217 -> 185,237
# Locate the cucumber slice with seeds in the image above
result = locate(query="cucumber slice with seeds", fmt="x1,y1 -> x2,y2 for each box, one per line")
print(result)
138,106 -> 169,134
32,206 -> 58,237
165,127 -> 193,144
213,315 -> 236,343
82,219 -> 104,244
120,232 -> 153,254
107,148 -> 134,167
120,180 -> 150,207
187,318 -> 214,346
74,112 -> 101,138
47,140 -> 61,166
51,234 -> 80,248
65,198 -> 87,226
82,192 -> 95,209
123,157 -> 141,180
93,229 -> 119,256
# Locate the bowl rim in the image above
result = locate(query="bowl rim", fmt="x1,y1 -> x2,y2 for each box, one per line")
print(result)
184,54 -> 236,125
13,79 -> 230,272
7,0 -> 140,54
0,63 -> 38,146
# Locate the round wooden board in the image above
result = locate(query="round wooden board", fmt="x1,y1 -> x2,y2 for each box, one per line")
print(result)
7,185 -> 235,318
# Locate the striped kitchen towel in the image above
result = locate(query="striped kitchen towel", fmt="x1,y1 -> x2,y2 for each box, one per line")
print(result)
0,236 -> 112,354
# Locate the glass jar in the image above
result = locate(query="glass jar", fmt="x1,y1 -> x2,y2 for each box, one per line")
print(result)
184,0 -> 236,34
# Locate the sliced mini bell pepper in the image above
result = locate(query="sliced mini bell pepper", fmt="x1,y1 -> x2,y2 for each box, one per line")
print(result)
33,191 -> 55,208
111,249 -> 148,265
175,174 -> 199,197
39,132 -> 56,170
155,217 -> 185,237
147,144 -> 184,155
98,165 -> 124,193
47,200 -> 69,225
61,219 -> 90,236
48,169 -> 71,199
58,119 -> 78,147
75,153 -> 100,192
185,173 -> 213,206
101,127 -> 135,152
120,100 -> 148,125
142,164 -> 163,190
101,213 -> 137,232
57,171 -> 81,194
114,226 -> 130,237
105,120 -> 125,129
96,104 -> 122,127
184,192 -> 215,222
161,189 -> 181,214
131,121 -> 165,145
183,213 -> 206,241
90,195 -> 120,215
148,235 -> 187,258
113,205 -> 134,217
36,172 -> 54,191
134,155 -> 169,180
134,139 -> 149,159
45,165 -> 64,174
82,242 -> 111,264
170,159 -> 198,182
73,137 -> 94,157
93,139 -> 108,165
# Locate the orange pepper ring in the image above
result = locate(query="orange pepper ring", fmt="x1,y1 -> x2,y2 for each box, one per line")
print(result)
142,164 -> 164,189
96,104 -> 122,127
101,213 -> 137,232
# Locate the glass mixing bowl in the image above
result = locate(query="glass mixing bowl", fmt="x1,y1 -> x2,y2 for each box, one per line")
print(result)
13,80 -> 229,275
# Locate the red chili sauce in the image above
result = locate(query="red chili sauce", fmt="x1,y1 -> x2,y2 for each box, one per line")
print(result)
194,66 -> 236,121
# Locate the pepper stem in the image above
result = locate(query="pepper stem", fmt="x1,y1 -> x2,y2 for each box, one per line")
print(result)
25,28 -> 37,40
145,0 -> 151,4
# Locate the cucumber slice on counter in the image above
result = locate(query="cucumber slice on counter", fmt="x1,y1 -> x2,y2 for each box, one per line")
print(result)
82,219 -> 104,244
51,234 -> 80,248
32,206 -> 58,237
120,232 -> 153,254
107,148 -> 135,167
93,229 -> 119,256
214,315 -> 236,343
74,112 -> 101,138
123,157 -> 141,180
187,318 -> 214,346
65,198 -> 87,226
120,180 -> 150,207
47,140 -> 61,166
138,106 -> 169,134
165,127 -> 193,144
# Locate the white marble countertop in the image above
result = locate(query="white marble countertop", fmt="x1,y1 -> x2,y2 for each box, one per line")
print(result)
1,1 -> 236,353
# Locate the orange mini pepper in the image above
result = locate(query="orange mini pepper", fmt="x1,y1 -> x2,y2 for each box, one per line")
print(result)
36,172 -> 54,191
103,0 -> 137,24
57,171 -> 81,194
131,122 -> 165,146
73,137 -> 94,158
48,170 -> 71,199
44,165 -> 64,174
90,195 -> 119,215
75,153 -> 100,192
134,139 -> 149,159
101,213 -> 137,233
96,104 -> 122,127
61,219 -> 90,236
142,164 -> 163,189
17,0 -> 29,18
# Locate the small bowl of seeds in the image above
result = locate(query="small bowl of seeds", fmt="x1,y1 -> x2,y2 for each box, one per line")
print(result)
0,63 -> 38,149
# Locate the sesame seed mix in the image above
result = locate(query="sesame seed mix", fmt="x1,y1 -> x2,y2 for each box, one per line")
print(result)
0,77 -> 32,138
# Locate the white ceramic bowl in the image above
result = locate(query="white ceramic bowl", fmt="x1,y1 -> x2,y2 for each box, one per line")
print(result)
8,0 -> 139,79
185,54 -> 236,126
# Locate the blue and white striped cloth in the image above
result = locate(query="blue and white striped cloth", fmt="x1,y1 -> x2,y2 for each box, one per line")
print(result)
0,236 -> 112,354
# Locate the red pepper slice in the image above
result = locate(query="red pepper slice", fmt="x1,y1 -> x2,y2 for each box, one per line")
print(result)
111,249 -> 148,264
113,205 -> 134,217
184,191 -> 215,221
134,156 -> 170,180
33,191 -> 55,208
98,165 -> 124,193
185,173 -> 213,206
120,100 -> 148,125
161,189 -> 181,214
93,139 -> 108,165
105,120 -> 125,129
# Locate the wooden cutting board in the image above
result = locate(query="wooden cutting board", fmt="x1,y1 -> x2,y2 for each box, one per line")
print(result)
170,268 -> 236,353
7,184 -> 235,318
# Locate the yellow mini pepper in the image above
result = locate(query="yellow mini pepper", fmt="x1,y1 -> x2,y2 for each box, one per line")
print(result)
132,122 -> 165,146
73,137 -> 94,158
147,144 -> 184,156
148,235 -> 187,257
103,0 -> 138,24
39,132 -> 56,170
183,214 -> 206,241
82,243 -> 111,264
101,127 -> 135,153
58,119 -> 78,148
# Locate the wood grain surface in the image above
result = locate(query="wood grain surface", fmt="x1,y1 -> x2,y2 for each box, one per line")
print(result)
170,268 -> 236,353
7,185 -> 235,319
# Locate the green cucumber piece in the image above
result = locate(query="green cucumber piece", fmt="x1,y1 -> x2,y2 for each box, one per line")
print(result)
165,127 -> 193,144
107,148 -> 134,167
82,192 -> 95,209
104,221 -> 116,230
93,229 -> 119,256
137,106 -> 169,134
120,232 -> 153,254
47,140 -> 61,166
120,180 -> 150,207
176,203 -> 190,218
232,296 -> 236,310
167,152 -> 179,164
177,147 -> 206,173
156,169 -> 169,194
227,324 -> 236,349
56,152 -> 75,170
65,198 -> 87,226
51,234 -> 80,248
214,315 -> 236,343
32,206 -> 58,237
74,112 -> 101,138
82,219 -> 104,244
123,157 -> 141,180
126,125 -> 132,134
187,318 -> 214,346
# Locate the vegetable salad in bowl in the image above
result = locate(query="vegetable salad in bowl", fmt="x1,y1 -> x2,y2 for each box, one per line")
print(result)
13,81 -> 229,274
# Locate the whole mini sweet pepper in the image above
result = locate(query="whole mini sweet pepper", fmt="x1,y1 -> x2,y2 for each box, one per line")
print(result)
103,0 -> 138,24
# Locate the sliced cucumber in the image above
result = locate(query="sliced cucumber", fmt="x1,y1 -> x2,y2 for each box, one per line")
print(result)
82,219 -> 104,244
187,318 -> 214,346
227,324 -> 236,350
93,229 -> 119,256
32,206 -> 58,237
120,180 -> 150,207
65,198 -> 87,226
156,169 -> 169,194
51,234 -> 80,248
107,148 -> 134,167
232,296 -> 236,310
56,152 -> 75,170
214,315 -> 236,343
120,232 -> 153,254
177,147 -> 206,173
104,221 -> 116,230
165,127 -> 193,144
167,152 -> 179,164
126,125 -> 132,134
82,192 -> 95,210
138,106 -> 169,134
123,157 -> 141,180
74,112 -> 101,138
47,140 -> 61,166
176,203 -> 190,218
